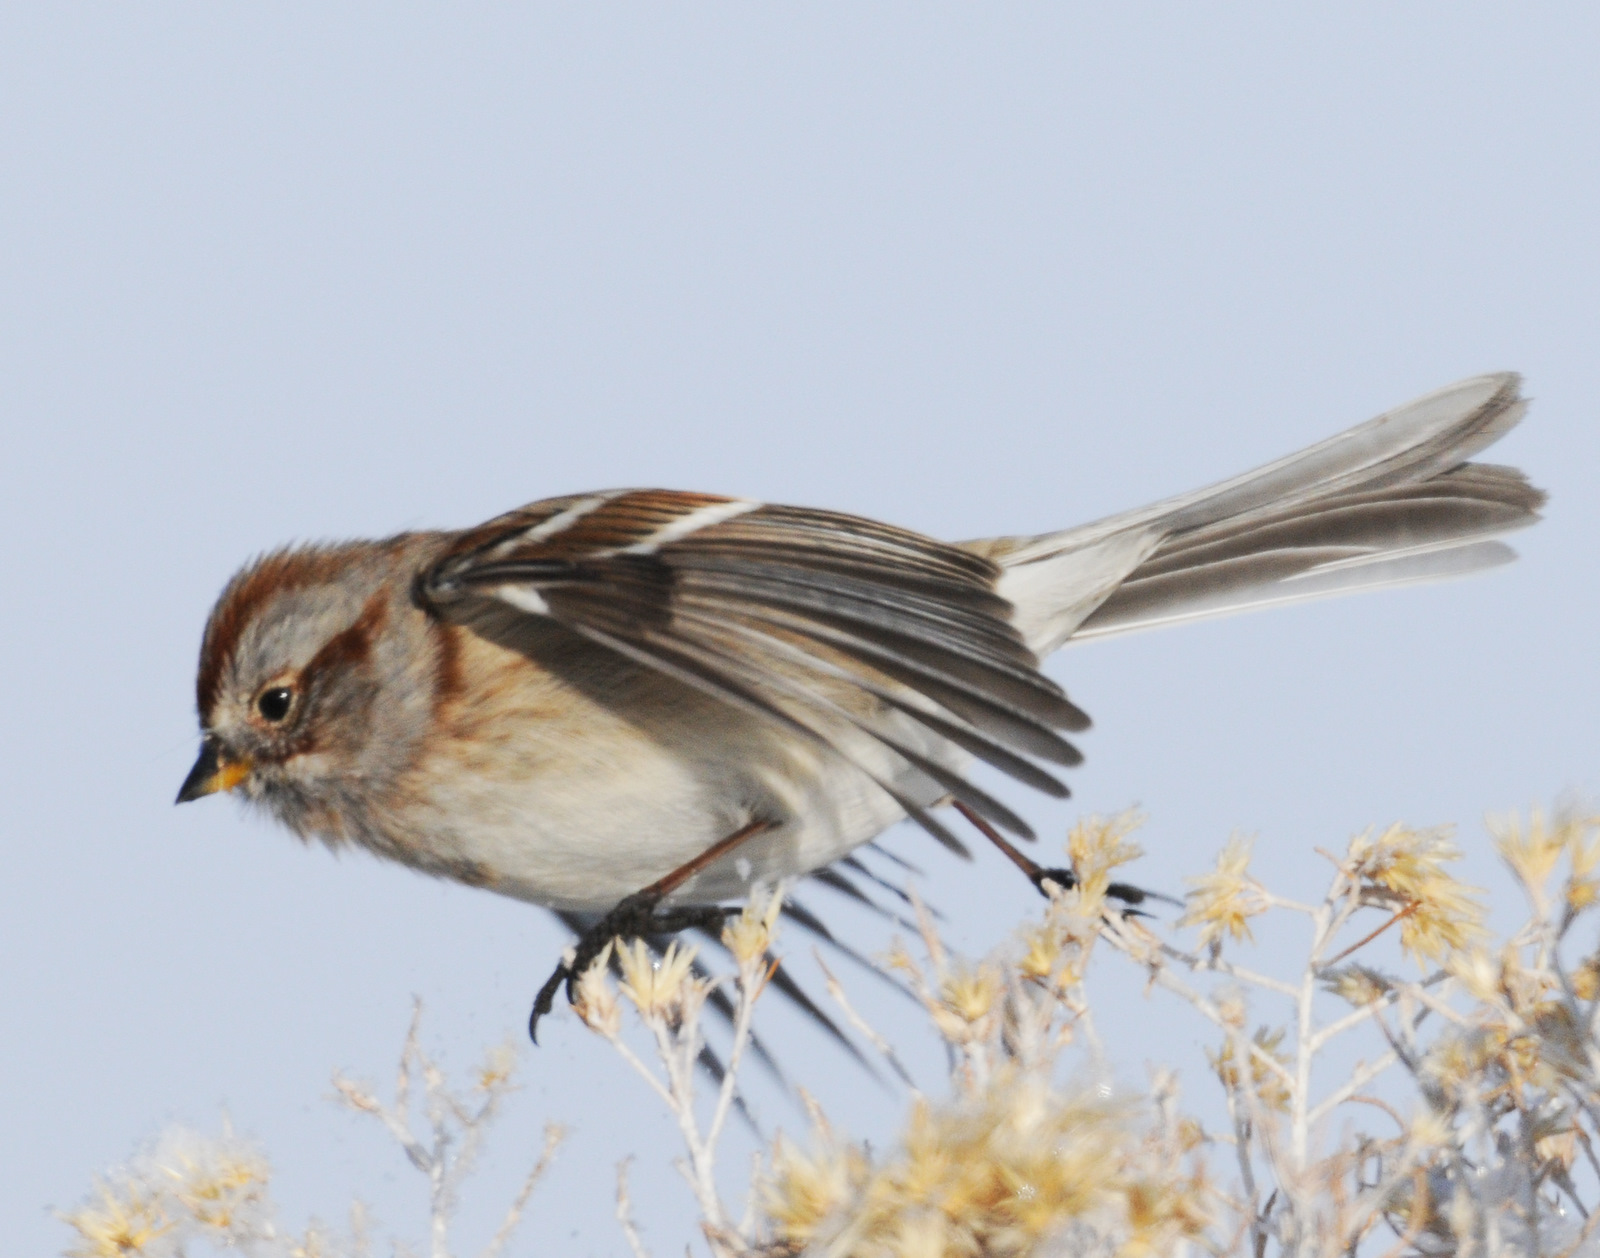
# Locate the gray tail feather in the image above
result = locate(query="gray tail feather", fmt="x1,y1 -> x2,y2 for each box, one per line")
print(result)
973,373 -> 1545,652
1075,462 -> 1542,640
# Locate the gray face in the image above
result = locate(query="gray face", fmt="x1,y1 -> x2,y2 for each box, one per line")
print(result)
180,542 -> 434,843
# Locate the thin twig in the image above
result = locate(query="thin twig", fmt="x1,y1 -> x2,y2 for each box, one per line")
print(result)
813,948 -> 916,1088
647,1009 -> 731,1240
705,960 -> 764,1154
1306,1052 -> 1403,1130
479,1123 -> 566,1258
616,1158 -> 653,1258
1100,917 -> 1297,1091
1309,970 -> 1449,1052
1372,1166 -> 1430,1258
1309,993 -> 1396,1052
1340,1094 -> 1408,1133
1324,902 -> 1421,968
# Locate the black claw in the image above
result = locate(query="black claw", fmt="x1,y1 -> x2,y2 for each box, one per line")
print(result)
1120,882 -> 1185,909
528,965 -> 566,1043
527,891 -> 740,1043
1107,880 -> 1150,906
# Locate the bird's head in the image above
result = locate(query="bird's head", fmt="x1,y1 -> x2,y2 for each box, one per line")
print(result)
178,541 -> 437,838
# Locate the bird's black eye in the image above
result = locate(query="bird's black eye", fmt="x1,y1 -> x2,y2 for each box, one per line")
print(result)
257,687 -> 294,722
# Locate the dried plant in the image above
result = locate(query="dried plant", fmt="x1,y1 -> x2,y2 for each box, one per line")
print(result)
330,1002 -> 566,1258
573,885 -> 788,1257
59,1003 -> 563,1258
64,806 -> 1600,1257
1089,806 -> 1600,1257
577,807 -> 1600,1256
749,812 -> 1213,1258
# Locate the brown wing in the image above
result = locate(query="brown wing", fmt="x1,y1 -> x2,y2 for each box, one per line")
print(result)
421,489 -> 1089,850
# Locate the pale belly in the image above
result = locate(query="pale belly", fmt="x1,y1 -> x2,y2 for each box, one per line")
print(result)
364,621 -> 957,911
391,727 -> 914,910
378,686 -> 939,910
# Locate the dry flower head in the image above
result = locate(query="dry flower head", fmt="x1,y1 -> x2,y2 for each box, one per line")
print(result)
723,883 -> 785,966
764,1073 -> 1208,1258
616,937 -> 701,1021
61,1183 -> 172,1258
572,940 -> 622,1037
1066,809 -> 1145,909
1181,834 -> 1266,950
1346,823 -> 1487,965
1209,1027 -> 1292,1113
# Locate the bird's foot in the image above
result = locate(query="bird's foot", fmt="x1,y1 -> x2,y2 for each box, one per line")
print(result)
528,890 -> 737,1042
1030,867 -> 1177,910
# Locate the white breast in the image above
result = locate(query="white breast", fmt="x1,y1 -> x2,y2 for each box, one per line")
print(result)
381,631 -> 944,911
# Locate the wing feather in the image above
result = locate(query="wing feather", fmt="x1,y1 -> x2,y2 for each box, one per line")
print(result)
424,490 -> 1086,855
670,602 -> 1073,796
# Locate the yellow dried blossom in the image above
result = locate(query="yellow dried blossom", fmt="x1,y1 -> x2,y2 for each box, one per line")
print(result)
61,1183 -> 171,1258
1496,948 -> 1551,1016
769,1072 -> 1209,1258
1574,954 -> 1600,1002
1398,877 -> 1488,967
1066,809 -> 1145,907
1180,835 -> 1264,950
1209,1028 -> 1292,1112
1491,809 -> 1570,896
1016,920 -> 1084,990
1448,947 -> 1503,1003
722,884 -> 784,966
763,1132 -> 863,1246
886,1209 -> 947,1258
1348,824 -> 1486,965
1421,1014 -> 1570,1105
289,1226 -> 336,1258
615,938 -> 700,1020
942,964 -> 1003,1023
1407,1108 -> 1455,1153
1017,922 -> 1063,981
1322,964 -> 1392,1006
162,1141 -> 271,1234
1533,1116 -> 1579,1169
896,1099 -> 959,1201
1565,813 -> 1600,911
1123,1165 -> 1214,1258
887,1081 -> 1122,1244
932,964 -> 1003,1042
884,939 -> 920,978
1214,991 -> 1247,1029
572,941 -> 621,1037
474,1041 -> 519,1093
1421,1029 -> 1493,1099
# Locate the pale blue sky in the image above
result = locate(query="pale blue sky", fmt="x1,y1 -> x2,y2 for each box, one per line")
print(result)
4,7 -> 1599,1254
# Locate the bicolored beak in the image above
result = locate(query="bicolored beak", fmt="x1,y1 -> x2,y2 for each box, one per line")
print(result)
176,738 -> 253,804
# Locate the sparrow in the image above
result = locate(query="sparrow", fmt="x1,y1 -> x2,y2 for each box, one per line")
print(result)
177,373 -> 1543,1034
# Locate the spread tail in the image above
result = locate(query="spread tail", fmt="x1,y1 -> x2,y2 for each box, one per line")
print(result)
964,373 -> 1544,655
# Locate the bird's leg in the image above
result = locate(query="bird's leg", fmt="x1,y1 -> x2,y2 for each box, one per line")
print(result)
951,801 -> 1172,908
530,818 -> 775,1042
